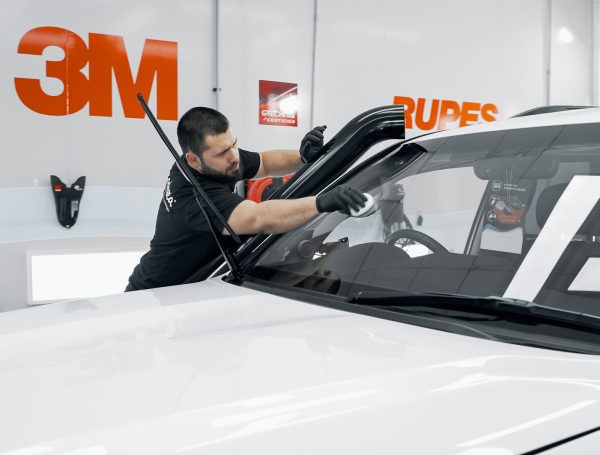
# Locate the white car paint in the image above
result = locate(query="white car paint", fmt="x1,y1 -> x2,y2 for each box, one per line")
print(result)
426,107 -> 599,140
0,278 -> 599,454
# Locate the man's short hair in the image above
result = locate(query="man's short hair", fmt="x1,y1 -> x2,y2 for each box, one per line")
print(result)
177,107 -> 229,157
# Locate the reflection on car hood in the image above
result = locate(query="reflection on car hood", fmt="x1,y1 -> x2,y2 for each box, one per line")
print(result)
1,279 -> 599,454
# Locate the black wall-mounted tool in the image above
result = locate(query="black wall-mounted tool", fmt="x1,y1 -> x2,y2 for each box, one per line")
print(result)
50,175 -> 86,228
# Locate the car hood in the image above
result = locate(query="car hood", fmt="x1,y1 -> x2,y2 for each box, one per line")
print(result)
1,279 -> 599,454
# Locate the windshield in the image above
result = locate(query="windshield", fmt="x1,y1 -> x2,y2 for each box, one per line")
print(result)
249,123 -> 600,319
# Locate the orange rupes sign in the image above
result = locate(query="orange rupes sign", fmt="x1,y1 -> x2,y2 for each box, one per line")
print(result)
393,96 -> 498,130
14,27 -> 178,120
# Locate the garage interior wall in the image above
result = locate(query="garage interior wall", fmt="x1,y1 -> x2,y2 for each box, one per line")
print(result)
0,0 -> 596,310
549,0 -> 594,105
0,0 -> 214,310
314,0 -> 550,135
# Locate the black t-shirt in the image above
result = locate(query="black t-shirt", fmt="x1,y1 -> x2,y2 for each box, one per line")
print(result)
127,149 -> 260,290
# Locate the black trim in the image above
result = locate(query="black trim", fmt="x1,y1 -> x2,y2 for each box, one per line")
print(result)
511,105 -> 594,117
240,276 -> 502,342
463,179 -> 488,254
520,425 -> 600,455
268,104 -> 406,203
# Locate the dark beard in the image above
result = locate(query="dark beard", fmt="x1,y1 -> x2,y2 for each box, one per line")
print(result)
199,158 -> 243,185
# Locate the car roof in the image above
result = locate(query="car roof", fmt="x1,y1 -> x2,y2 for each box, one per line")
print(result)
420,107 -> 600,141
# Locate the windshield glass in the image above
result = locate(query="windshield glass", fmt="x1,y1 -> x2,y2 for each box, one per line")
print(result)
249,123 -> 600,318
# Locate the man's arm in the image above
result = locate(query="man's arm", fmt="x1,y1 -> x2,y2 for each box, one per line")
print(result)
222,185 -> 367,235
254,150 -> 302,178
252,125 -> 327,178
224,196 -> 317,235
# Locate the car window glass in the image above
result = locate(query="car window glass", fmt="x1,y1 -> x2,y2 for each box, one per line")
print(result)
323,167 -> 487,255
249,123 -> 600,317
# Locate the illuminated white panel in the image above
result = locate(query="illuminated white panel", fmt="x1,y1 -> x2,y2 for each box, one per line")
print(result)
568,257 -> 600,292
30,251 -> 144,303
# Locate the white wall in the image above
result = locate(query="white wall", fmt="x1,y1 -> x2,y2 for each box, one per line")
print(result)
217,0 -> 315,153
550,0 -> 594,105
313,0 -> 549,136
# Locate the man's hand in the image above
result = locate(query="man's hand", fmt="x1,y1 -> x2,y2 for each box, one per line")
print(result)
316,185 -> 367,215
300,125 -> 327,163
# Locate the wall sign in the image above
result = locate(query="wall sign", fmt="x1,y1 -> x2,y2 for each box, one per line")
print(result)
14,26 -> 178,120
393,96 -> 498,130
259,80 -> 298,127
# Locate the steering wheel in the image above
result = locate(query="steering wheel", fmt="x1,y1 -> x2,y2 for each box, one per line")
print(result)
386,229 -> 448,253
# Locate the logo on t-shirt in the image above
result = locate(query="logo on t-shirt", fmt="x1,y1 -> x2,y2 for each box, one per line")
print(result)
163,177 -> 176,212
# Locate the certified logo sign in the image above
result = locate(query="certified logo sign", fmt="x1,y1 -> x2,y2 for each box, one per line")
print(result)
259,80 -> 298,127
492,180 -> 504,191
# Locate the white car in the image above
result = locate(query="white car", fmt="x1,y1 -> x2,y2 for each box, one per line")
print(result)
1,105 -> 600,454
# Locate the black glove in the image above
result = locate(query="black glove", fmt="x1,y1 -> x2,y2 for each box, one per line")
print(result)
316,185 -> 367,215
300,125 -> 327,163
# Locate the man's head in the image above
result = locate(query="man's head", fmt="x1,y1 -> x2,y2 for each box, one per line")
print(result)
177,107 -> 242,183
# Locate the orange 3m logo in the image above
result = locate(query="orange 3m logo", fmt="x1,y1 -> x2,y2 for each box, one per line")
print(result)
393,96 -> 498,130
14,27 -> 178,120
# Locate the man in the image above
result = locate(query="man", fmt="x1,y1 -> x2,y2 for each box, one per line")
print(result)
126,107 -> 367,291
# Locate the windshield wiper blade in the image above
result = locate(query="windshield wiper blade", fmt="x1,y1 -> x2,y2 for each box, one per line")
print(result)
137,94 -> 243,280
347,290 -> 600,331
